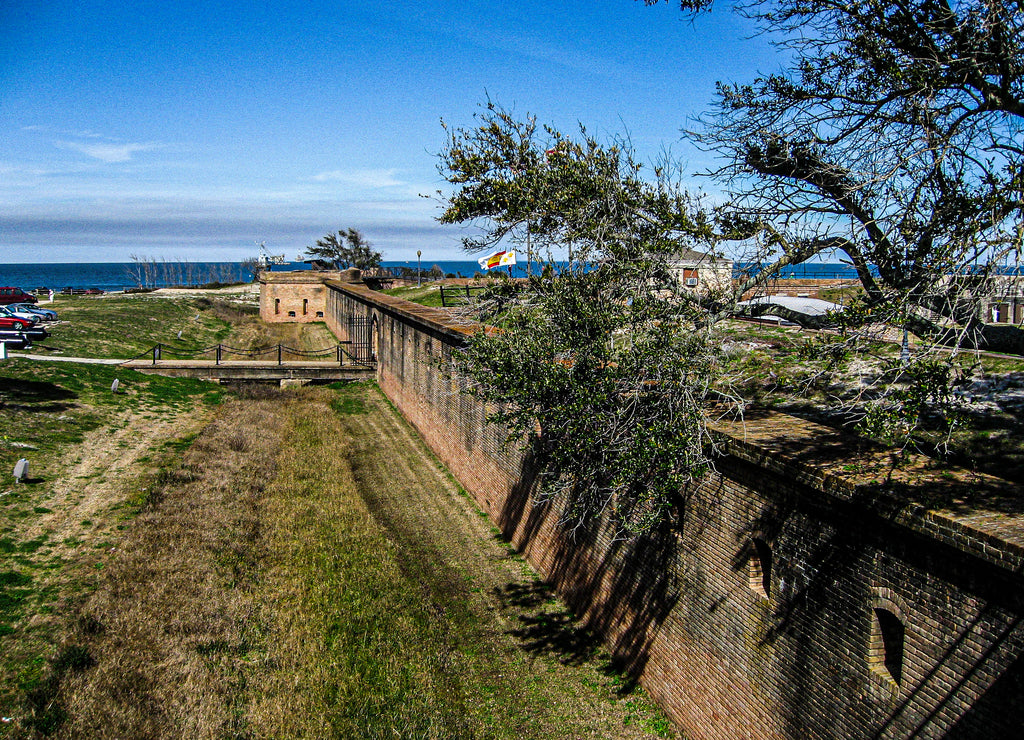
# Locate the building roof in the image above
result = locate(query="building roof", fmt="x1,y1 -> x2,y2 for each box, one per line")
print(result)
738,295 -> 843,317
668,248 -> 732,265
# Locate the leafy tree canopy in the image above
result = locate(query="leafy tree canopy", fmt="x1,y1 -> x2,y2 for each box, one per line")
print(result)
305,228 -> 382,271
683,0 -> 1024,352
437,0 -> 1024,534
440,105 -> 733,536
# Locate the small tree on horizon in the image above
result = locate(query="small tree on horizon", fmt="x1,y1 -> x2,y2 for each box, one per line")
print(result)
305,228 -> 383,270
240,256 -> 262,282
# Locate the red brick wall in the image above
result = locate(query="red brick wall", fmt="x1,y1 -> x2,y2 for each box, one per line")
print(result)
259,271 -> 340,323
740,278 -> 854,301
326,279 -> 1024,740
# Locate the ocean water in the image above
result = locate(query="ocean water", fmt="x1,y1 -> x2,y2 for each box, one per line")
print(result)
0,260 -> 534,291
0,262 -> 253,293
0,260 -> 901,293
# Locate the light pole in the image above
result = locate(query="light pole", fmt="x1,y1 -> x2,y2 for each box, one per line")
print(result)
417,250 -> 422,288
900,254 -> 911,365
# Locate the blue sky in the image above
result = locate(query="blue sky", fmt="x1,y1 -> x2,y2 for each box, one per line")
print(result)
1,0 -> 778,263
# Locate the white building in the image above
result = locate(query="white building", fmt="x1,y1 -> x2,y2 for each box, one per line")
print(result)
665,248 -> 734,292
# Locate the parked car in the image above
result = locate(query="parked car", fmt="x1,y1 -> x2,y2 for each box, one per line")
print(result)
0,306 -> 39,326
9,303 -> 57,321
0,319 -> 47,338
18,326 -> 49,341
0,314 -> 47,343
0,287 -> 37,305
0,312 -> 36,331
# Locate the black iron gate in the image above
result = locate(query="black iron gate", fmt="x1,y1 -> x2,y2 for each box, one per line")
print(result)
347,316 -> 376,364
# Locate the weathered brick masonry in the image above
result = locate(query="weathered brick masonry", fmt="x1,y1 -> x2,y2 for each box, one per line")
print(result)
259,270 -> 341,323
319,275 -> 1024,740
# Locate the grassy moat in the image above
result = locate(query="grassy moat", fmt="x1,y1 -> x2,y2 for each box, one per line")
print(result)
0,290 -> 675,739
4,284 -> 1023,737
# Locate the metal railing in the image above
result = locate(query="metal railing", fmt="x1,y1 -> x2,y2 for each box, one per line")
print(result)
129,342 -> 374,366
439,285 -> 489,307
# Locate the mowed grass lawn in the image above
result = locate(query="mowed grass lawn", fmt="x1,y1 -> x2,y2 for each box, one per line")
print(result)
31,294 -> 239,359
14,383 -> 674,739
28,292 -> 340,360
0,362 -> 224,738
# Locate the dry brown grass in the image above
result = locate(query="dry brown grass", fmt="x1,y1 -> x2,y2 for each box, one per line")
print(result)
225,316 -> 338,353
41,392 -> 282,739
22,384 -> 675,739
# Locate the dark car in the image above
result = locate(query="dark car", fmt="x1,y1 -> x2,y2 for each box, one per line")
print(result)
0,332 -> 32,350
0,287 -> 37,305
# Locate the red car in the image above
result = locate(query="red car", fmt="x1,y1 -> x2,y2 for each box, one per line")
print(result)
0,287 -> 37,305
0,315 -> 32,330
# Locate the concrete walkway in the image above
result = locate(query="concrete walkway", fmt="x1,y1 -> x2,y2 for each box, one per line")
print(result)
7,353 -> 126,365
121,358 -> 375,381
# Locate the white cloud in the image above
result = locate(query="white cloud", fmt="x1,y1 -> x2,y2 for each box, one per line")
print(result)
505,37 -> 629,77
23,125 -> 106,139
311,168 -> 405,188
56,140 -> 161,163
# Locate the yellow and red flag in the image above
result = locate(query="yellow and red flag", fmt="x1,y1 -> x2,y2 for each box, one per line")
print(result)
477,250 -> 517,270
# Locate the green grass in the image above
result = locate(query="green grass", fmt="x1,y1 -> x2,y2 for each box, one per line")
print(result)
382,283 -> 451,307
0,360 -> 218,481
241,386 -> 678,738
326,380 -> 371,415
34,294 -> 257,359
1,367 -> 679,738
0,290 -> 257,732
0,360 -> 221,732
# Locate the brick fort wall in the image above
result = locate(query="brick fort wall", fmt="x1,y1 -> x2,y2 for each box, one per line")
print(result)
259,270 -> 341,323
320,275 -> 1024,740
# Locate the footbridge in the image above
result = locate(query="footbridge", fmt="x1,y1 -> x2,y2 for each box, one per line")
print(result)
120,342 -> 376,383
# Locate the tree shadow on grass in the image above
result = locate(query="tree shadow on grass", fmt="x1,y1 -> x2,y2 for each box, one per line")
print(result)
491,581 -> 603,668
494,445 -> 686,694
0,377 -> 78,413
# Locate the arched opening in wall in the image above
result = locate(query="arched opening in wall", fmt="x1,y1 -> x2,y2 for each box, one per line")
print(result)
316,311 -> 324,318
288,310 -> 296,317
870,608 -> 905,687
303,298 -> 308,316
370,314 -> 379,362
747,538 -> 772,599
274,298 -> 280,315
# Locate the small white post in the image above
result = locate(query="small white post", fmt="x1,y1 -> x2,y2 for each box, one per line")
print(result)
0,342 -> 7,361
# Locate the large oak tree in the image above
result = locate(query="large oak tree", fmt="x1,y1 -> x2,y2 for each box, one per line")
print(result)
436,0 -> 1024,532
685,0 -> 1024,351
